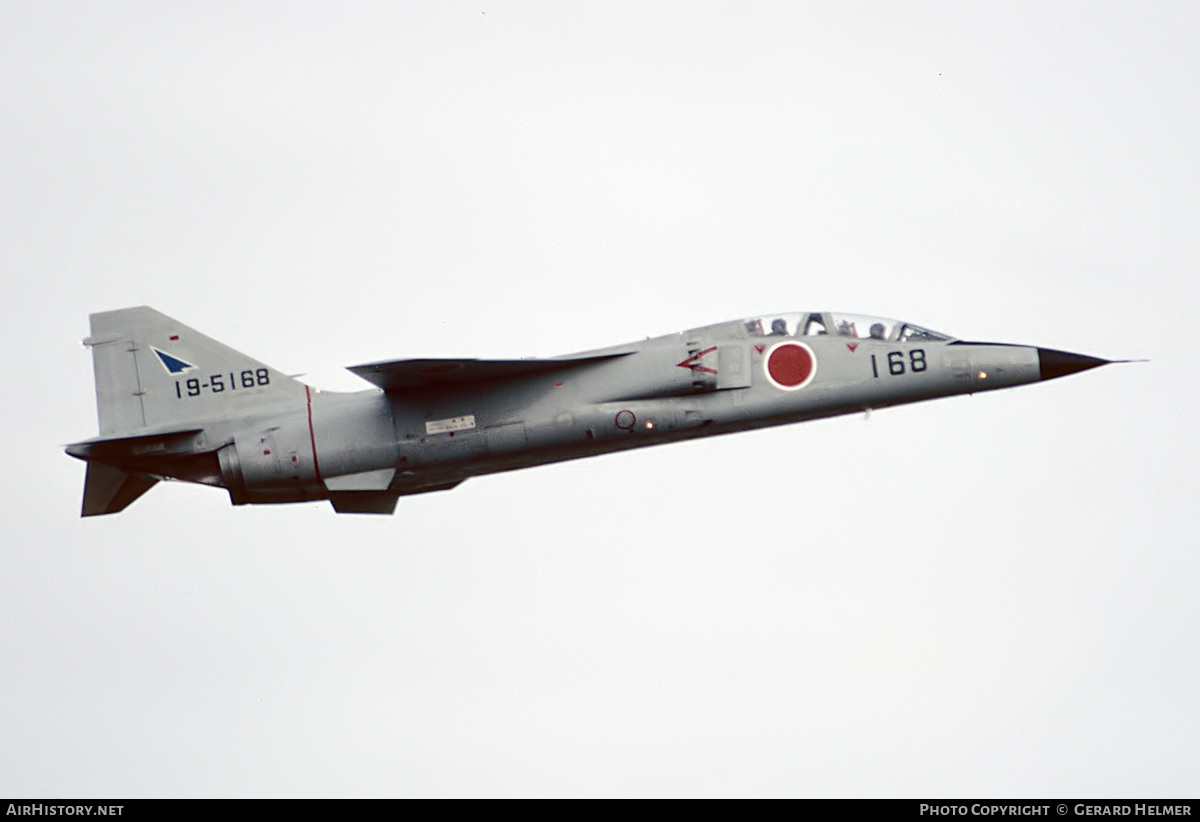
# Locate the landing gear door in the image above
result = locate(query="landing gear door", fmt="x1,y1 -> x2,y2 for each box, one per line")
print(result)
717,344 -> 752,390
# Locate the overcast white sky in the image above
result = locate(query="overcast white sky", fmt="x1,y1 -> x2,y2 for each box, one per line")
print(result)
2,1 -> 1197,798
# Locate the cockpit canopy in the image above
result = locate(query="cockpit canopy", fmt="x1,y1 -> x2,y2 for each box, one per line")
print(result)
743,312 -> 953,343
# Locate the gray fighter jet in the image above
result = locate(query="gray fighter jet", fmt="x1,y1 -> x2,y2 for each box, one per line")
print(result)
66,307 -> 1115,515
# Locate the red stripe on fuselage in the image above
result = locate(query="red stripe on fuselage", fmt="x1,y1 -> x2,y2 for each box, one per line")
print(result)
305,385 -> 324,483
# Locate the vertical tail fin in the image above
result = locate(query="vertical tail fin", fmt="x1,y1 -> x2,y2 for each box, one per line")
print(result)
72,307 -> 312,516
84,306 -> 308,436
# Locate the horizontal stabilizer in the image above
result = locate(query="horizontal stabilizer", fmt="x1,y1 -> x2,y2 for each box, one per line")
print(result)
66,427 -> 205,462
347,353 -> 629,392
82,462 -> 158,517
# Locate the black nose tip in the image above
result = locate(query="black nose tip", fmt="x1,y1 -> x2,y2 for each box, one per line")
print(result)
1038,348 -> 1110,381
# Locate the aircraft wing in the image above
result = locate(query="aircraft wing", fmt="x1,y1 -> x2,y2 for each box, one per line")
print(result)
347,353 -> 629,392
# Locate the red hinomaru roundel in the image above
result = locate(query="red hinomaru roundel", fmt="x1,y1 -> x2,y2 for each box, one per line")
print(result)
764,341 -> 817,390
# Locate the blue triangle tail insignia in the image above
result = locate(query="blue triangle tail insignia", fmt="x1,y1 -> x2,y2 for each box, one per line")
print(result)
151,347 -> 195,374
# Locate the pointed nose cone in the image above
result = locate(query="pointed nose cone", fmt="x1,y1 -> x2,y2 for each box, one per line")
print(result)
1038,348 -> 1110,381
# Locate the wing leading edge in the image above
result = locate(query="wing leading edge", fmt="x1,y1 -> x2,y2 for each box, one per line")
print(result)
347,353 -> 629,392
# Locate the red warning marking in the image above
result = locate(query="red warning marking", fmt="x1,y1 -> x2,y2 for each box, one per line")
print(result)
169,335 -> 179,341
765,342 -> 816,390
846,342 -> 859,352
753,344 -> 765,354
676,346 -> 719,375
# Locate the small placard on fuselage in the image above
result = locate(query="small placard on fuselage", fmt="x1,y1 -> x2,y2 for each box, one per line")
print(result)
425,415 -> 476,435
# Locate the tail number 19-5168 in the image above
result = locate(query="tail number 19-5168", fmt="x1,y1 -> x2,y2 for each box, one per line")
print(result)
175,369 -> 271,398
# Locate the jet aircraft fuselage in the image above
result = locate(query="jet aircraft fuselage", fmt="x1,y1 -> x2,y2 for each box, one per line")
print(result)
66,308 -> 1112,515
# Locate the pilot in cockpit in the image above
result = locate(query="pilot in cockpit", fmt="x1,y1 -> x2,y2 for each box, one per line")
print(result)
769,318 -> 788,336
